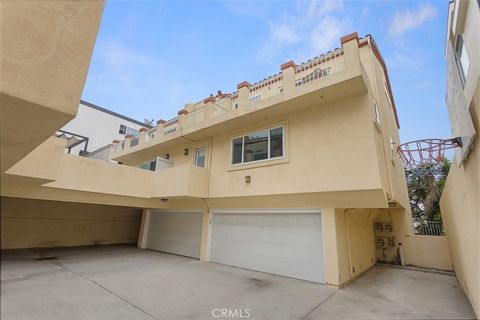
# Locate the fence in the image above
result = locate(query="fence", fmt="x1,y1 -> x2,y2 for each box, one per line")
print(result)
414,220 -> 445,236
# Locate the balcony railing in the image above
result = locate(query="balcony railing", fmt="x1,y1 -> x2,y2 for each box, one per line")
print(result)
414,220 -> 445,236
112,47 -> 348,154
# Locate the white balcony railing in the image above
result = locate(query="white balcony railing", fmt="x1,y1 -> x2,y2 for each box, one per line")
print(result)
112,47 -> 347,155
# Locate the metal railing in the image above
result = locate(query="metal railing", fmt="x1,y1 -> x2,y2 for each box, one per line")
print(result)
414,220 -> 445,236
55,129 -> 89,154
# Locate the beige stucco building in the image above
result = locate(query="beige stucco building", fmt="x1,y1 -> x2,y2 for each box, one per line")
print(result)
1,0 -> 457,295
440,0 -> 479,316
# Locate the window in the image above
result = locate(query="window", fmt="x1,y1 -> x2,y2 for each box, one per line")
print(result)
119,125 -> 138,136
140,160 -> 156,171
373,102 -> 381,126
231,126 -> 284,165
277,86 -> 284,94
249,94 -> 261,104
389,136 -> 396,160
384,82 -> 392,110
195,148 -> 206,168
455,35 -> 470,84
126,127 -> 138,136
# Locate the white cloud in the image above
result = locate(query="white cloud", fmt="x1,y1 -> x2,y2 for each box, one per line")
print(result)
361,7 -> 369,19
270,23 -> 300,45
97,41 -> 162,70
259,0 -> 351,63
389,3 -> 437,36
310,17 -> 346,54
387,48 -> 424,72
308,0 -> 344,18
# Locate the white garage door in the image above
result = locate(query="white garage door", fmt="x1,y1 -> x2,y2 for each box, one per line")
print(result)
210,210 -> 325,283
146,211 -> 202,258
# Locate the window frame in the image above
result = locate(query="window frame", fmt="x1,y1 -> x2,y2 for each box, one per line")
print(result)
384,82 -> 392,110
230,125 -> 285,166
389,135 -> 396,162
119,124 -> 127,135
195,147 -> 207,168
373,102 -> 381,127
140,159 -> 156,171
454,35 -> 470,86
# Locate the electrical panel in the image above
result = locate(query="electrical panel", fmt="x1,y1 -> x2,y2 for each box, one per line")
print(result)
374,221 -> 397,263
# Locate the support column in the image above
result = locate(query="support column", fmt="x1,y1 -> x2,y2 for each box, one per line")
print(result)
340,32 -> 361,73
139,127 -> 148,143
156,119 -> 166,135
280,60 -> 297,98
124,134 -> 132,150
236,81 -> 251,112
203,96 -> 215,120
199,207 -> 211,262
177,109 -> 188,132
111,139 -> 120,155
322,208 -> 350,287
137,209 -> 151,249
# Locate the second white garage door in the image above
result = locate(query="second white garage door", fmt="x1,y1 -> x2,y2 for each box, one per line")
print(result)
210,210 -> 325,283
146,210 -> 202,258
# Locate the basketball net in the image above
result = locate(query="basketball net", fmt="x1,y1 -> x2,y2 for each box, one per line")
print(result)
396,138 -> 462,178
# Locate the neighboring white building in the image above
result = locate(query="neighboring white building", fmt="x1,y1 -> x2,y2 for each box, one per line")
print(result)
60,100 -> 146,157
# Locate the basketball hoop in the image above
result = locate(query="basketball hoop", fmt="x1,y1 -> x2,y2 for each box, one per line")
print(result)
397,138 -> 462,176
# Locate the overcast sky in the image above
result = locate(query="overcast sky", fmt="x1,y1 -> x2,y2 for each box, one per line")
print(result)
81,0 -> 452,144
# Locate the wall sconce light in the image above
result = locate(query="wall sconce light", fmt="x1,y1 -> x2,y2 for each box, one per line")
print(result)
184,148 -> 189,156
245,175 -> 251,183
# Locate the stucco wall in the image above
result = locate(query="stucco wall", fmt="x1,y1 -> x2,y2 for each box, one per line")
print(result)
1,197 -> 142,249
440,90 -> 479,315
322,208 -> 377,287
402,235 -> 453,271
441,1 -> 480,315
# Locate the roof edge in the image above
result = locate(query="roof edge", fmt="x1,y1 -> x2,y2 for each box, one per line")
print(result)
80,100 -> 146,127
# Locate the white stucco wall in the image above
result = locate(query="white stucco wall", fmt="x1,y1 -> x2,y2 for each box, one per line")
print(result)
61,102 -> 144,155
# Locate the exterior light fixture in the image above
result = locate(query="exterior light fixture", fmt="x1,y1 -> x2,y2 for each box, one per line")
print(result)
245,175 -> 251,183
184,148 -> 189,156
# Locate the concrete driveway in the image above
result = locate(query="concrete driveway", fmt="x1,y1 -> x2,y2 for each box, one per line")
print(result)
1,245 -> 475,320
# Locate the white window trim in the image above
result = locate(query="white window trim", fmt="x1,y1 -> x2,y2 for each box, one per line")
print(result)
384,82 -> 392,110
230,125 -> 285,167
373,102 -> 381,127
455,35 -> 470,86
195,147 -> 207,167
389,136 -> 396,162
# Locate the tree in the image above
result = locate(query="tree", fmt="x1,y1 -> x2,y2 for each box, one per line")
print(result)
405,157 -> 450,223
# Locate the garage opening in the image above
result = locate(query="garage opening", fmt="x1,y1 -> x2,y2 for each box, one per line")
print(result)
146,210 -> 203,259
210,209 -> 325,283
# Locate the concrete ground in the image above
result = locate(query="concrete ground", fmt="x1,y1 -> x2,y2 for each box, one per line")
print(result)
1,245 -> 475,320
